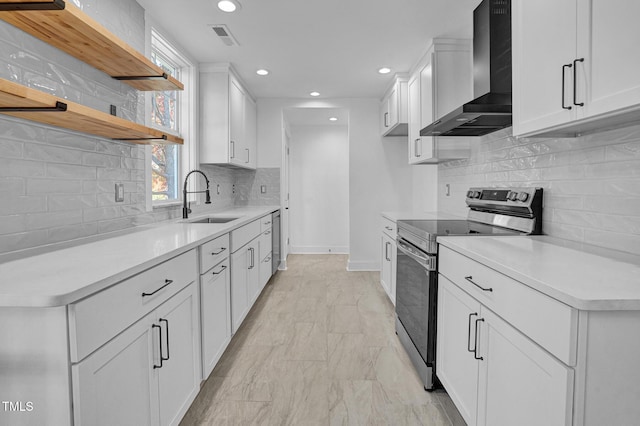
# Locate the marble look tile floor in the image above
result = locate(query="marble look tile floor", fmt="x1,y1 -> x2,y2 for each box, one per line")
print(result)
180,254 -> 466,426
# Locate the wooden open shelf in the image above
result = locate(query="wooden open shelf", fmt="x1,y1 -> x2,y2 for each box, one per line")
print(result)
0,0 -> 184,91
0,78 -> 183,144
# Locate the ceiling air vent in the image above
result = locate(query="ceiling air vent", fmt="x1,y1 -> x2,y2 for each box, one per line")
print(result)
210,24 -> 239,46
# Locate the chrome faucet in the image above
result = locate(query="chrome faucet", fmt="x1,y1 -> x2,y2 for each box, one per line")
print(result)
183,169 -> 212,219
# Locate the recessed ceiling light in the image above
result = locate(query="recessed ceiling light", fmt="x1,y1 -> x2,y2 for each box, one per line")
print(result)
256,69 -> 269,76
310,91 -> 320,97
217,0 -> 240,13
329,117 -> 338,121
378,67 -> 391,74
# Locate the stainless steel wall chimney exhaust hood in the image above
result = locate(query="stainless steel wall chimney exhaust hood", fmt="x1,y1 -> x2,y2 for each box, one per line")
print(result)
420,0 -> 511,137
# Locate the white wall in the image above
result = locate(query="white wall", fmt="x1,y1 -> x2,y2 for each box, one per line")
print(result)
289,125 -> 349,253
257,98 -> 414,270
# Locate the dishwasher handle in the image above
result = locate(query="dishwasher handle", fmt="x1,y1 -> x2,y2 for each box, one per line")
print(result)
397,239 -> 436,271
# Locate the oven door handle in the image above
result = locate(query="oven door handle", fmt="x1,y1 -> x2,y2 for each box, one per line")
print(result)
397,239 -> 436,271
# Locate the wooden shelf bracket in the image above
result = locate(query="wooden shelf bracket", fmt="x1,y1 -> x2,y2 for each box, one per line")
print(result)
0,0 -> 64,11
0,100 -> 67,112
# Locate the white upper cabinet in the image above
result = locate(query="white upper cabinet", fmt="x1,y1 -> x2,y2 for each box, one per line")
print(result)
380,77 -> 408,136
513,0 -> 640,137
200,64 -> 257,169
408,39 -> 473,164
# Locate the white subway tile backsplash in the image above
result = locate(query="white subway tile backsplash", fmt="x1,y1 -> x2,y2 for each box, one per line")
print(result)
0,196 -> 46,216
438,124 -> 640,255
47,222 -> 98,244
0,139 -> 23,159
83,206 -> 122,222
0,215 -> 25,235
48,194 -> 97,212
0,159 -> 45,178
26,178 -> 83,195
0,178 -> 25,197
46,163 -> 97,179
24,210 -> 83,231
24,143 -> 84,164
0,230 -> 48,253
82,152 -> 122,168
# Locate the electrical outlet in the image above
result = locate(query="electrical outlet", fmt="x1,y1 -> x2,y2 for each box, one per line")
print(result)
260,185 -> 267,194
217,184 -> 221,195
232,184 -> 236,194
445,183 -> 451,197
115,183 -> 124,202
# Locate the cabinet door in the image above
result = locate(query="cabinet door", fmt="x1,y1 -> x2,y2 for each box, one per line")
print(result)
229,77 -> 245,166
380,234 -> 392,301
72,314 -> 158,426
380,92 -> 391,134
201,260 -> 231,379
246,239 -> 261,306
388,83 -> 399,128
579,0 -> 640,119
437,276 -> 482,426
476,307 -> 574,426
512,0 -> 578,136
231,247 -> 249,333
244,95 -> 257,169
156,284 -> 201,426
407,72 -> 423,164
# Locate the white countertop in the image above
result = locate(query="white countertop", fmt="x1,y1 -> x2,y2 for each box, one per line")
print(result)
437,235 -> 640,311
0,206 -> 279,308
382,211 -> 465,222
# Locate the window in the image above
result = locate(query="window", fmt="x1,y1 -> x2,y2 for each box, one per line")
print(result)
150,30 -> 182,203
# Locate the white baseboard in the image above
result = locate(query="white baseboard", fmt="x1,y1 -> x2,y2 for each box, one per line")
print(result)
290,245 -> 348,254
347,260 -> 380,272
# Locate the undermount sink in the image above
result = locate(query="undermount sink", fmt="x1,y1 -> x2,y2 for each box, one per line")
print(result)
189,217 -> 239,224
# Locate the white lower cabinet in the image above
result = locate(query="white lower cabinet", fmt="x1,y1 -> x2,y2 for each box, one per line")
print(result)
438,275 -> 573,426
200,259 -> 231,379
380,216 -> 397,305
476,307 -> 573,426
231,238 -> 259,333
73,283 -> 201,426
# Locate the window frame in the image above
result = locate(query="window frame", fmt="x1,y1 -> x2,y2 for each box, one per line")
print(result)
144,16 -> 198,211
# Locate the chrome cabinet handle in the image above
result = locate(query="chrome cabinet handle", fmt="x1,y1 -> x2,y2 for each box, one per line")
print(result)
265,230 -> 271,235
474,318 -> 484,361
159,318 -> 169,362
248,247 -> 255,269
245,148 -> 250,163
385,241 -> 391,261
211,247 -> 227,255
415,138 -> 421,157
465,276 -> 493,292
384,112 -> 389,127
230,140 -> 235,158
385,226 -> 393,231
212,265 -> 227,275
142,279 -> 173,297
467,313 -> 478,353
561,63 -> 573,110
573,58 -> 584,107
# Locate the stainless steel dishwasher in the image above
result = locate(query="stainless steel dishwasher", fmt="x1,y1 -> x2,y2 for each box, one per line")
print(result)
272,210 -> 280,274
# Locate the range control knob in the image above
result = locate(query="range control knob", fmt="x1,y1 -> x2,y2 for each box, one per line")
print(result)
473,191 -> 481,199
466,190 -> 474,198
518,192 -> 529,202
507,191 -> 517,201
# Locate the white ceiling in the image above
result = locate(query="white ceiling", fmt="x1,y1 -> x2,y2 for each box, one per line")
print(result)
136,0 -> 480,100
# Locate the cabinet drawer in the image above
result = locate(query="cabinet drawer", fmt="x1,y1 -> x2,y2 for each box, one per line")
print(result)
69,250 -> 197,363
231,219 -> 261,253
200,233 -> 230,274
260,215 -> 273,233
439,245 -> 578,366
381,216 -> 397,238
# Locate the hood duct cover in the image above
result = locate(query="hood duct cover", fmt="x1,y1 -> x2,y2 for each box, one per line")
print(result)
421,0 -> 512,137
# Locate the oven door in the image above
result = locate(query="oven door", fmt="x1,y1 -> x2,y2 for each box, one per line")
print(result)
395,238 -> 438,369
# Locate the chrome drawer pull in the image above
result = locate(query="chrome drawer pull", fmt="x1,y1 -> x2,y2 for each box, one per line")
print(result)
142,279 -> 173,297
385,226 -> 393,231
212,265 -> 227,275
211,247 -> 227,255
465,276 -> 493,292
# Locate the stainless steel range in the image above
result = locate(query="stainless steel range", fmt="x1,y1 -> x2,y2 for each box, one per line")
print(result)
395,187 -> 543,390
